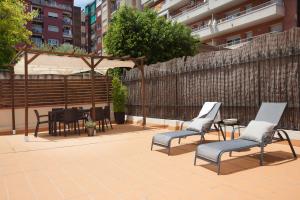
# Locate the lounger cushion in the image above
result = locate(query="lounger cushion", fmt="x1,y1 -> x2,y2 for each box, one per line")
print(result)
186,118 -> 213,132
239,120 -> 276,143
196,139 -> 259,162
153,130 -> 198,146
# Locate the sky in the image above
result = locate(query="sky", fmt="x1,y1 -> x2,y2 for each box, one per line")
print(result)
74,0 -> 94,8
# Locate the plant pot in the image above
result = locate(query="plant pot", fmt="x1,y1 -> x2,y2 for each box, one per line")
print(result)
87,127 -> 95,136
114,112 -> 125,124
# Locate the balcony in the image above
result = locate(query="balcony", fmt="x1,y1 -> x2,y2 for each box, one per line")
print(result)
63,30 -> 72,38
63,17 -> 72,26
171,0 -> 248,24
160,0 -> 188,12
32,26 -> 43,34
171,1 -> 209,24
30,0 -> 72,12
192,0 -> 284,41
33,14 -> 43,22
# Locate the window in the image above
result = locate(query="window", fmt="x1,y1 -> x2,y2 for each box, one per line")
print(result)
245,4 -> 252,13
270,23 -> 283,33
32,37 -> 42,47
97,10 -> 101,17
48,12 -> 58,18
246,31 -> 253,40
48,39 -> 59,46
48,25 -> 59,32
226,35 -> 241,46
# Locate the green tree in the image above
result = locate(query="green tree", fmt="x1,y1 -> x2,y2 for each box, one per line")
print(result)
104,6 -> 199,65
0,0 -> 37,67
35,43 -> 87,54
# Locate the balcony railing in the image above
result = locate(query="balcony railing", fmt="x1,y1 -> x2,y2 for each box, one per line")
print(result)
192,0 -> 283,34
217,31 -> 282,49
63,30 -> 72,37
33,14 -> 43,21
217,0 -> 283,24
30,0 -> 72,12
32,27 -> 43,34
63,17 -> 72,25
171,1 -> 209,20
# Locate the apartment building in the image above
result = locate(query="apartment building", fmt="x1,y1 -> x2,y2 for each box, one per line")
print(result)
143,0 -> 299,48
85,0 -> 142,54
81,10 -> 87,50
26,0 -> 81,48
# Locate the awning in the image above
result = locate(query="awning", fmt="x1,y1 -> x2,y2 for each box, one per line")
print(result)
14,53 -> 136,75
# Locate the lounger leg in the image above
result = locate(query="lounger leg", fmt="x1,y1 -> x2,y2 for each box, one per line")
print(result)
217,161 -> 221,175
167,147 -> 171,156
217,153 -> 223,175
280,130 -> 297,158
260,145 -> 264,166
151,141 -> 154,151
194,154 -> 197,166
200,135 -> 205,143
178,138 -> 181,144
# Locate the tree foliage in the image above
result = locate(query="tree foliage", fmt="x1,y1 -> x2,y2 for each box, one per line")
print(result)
0,0 -> 37,66
35,43 -> 87,54
104,6 -> 199,65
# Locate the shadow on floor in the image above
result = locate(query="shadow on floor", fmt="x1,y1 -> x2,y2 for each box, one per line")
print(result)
198,150 -> 298,175
155,139 -> 233,156
36,124 -> 155,142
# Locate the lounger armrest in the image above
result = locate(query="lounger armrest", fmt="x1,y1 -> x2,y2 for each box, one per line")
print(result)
39,115 -> 48,117
180,119 -> 195,130
262,130 -> 276,145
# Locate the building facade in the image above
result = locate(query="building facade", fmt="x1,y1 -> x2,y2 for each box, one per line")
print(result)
143,0 -> 299,48
26,0 -> 82,48
85,0 -> 142,54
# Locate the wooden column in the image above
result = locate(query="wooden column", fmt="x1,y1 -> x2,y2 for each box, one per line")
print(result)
10,68 -> 16,134
64,76 -> 68,109
140,60 -> 146,127
91,57 -> 96,120
24,52 -> 29,137
105,71 -> 110,108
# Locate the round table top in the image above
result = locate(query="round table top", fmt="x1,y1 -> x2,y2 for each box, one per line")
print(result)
222,118 -> 239,125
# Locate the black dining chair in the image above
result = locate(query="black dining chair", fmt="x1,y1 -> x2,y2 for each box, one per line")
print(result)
91,107 -> 105,132
104,106 -> 113,129
59,108 -> 80,136
34,110 -> 48,137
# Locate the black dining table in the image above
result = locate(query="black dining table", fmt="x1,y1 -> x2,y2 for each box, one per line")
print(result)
48,108 -> 90,136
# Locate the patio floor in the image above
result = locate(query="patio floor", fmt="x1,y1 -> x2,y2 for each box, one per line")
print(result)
0,124 -> 300,200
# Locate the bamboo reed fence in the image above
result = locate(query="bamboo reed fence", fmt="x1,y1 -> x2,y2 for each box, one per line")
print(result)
123,28 -> 300,130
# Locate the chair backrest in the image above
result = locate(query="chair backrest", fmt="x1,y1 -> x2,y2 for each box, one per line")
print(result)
255,102 -> 287,125
203,102 -> 222,120
94,107 -> 105,121
34,110 -> 39,120
104,106 -> 110,119
63,109 -> 77,123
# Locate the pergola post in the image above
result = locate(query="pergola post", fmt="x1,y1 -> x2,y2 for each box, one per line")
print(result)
105,71 -> 110,108
24,51 -> 40,141
10,68 -> 16,134
91,57 -> 96,121
24,51 -> 29,140
140,59 -> 146,128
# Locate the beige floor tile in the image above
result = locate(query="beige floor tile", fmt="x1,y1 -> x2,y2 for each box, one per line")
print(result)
0,125 -> 299,200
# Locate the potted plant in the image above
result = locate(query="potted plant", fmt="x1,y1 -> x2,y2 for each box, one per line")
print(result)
112,75 -> 127,124
85,120 -> 96,136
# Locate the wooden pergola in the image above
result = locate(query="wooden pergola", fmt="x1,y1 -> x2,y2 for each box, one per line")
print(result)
8,47 -> 146,140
